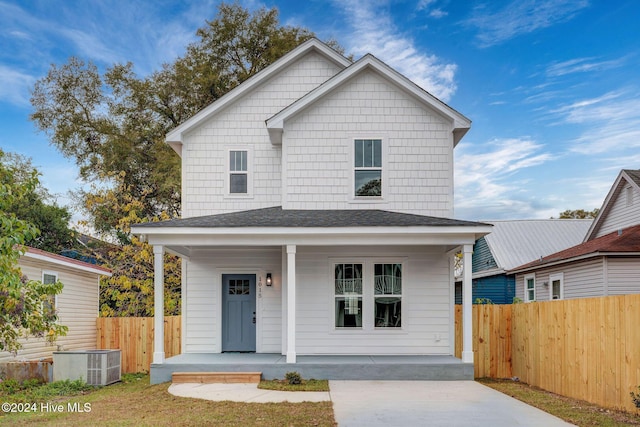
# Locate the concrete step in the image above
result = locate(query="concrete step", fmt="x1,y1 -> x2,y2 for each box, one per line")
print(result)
172,371 -> 262,384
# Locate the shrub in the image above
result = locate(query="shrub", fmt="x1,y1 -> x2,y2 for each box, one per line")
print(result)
285,371 -> 302,385
631,386 -> 640,408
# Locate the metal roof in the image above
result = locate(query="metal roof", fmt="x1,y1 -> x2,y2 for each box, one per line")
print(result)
483,219 -> 593,271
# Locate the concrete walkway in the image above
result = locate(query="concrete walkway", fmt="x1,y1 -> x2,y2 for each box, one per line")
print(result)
168,382 -> 330,403
330,381 -> 574,427
168,380 -> 574,426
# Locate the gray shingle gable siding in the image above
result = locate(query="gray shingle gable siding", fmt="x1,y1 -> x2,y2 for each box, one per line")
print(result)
134,206 -> 489,228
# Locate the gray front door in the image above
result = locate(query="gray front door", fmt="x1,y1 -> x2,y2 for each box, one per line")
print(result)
222,274 -> 256,352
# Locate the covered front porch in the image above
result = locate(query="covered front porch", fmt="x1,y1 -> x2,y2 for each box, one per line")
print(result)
132,207 -> 490,384
151,353 -> 473,383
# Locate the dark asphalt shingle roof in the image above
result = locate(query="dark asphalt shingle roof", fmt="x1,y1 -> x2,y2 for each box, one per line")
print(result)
134,206 -> 489,228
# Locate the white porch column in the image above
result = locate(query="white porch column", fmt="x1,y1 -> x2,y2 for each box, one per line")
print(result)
462,244 -> 474,363
153,245 -> 165,364
286,244 -> 296,363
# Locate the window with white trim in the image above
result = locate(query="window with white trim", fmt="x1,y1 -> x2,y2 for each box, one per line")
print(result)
524,274 -> 535,302
229,150 -> 248,194
334,261 -> 403,329
374,263 -> 402,328
335,263 -> 363,328
354,139 -> 382,197
627,185 -> 634,207
549,273 -> 563,300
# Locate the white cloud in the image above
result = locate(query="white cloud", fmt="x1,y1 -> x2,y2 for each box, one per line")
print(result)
454,138 -> 554,219
333,0 -> 457,101
0,65 -> 35,106
546,56 -> 627,77
416,0 -> 448,18
549,89 -> 640,154
465,0 -> 589,47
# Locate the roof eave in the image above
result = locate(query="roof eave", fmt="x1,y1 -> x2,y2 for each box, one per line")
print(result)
23,250 -> 112,277
266,54 -> 471,146
508,251 -> 640,275
133,224 -> 493,247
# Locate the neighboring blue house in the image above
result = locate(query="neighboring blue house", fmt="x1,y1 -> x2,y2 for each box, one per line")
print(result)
455,219 -> 592,304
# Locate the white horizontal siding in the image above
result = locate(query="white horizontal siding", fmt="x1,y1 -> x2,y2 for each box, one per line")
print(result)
183,245 -> 454,356
0,258 -> 100,362
183,248 -> 282,354
182,51 -> 343,217
294,245 -> 452,355
282,69 -> 453,216
607,258 -> 640,295
515,257 -> 604,301
596,183 -> 640,237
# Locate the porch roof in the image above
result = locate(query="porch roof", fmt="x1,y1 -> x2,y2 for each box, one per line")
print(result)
134,206 -> 488,228
132,207 -> 491,255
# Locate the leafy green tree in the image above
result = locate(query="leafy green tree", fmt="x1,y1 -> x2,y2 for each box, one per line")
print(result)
557,209 -> 600,219
0,150 -> 75,253
30,2 -> 344,316
0,149 -> 67,353
30,2 -> 339,240
91,188 -> 180,317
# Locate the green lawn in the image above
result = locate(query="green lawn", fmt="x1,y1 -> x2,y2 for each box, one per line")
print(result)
0,374 -> 335,426
479,378 -> 640,427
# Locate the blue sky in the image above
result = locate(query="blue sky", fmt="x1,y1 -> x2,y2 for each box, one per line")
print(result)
1,0 -> 638,223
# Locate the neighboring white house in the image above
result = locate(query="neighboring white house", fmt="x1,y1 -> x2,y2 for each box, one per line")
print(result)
132,39 -> 491,380
511,169 -> 640,301
0,247 -> 112,362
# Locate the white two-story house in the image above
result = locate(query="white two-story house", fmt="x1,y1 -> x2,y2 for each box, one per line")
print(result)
132,39 -> 491,383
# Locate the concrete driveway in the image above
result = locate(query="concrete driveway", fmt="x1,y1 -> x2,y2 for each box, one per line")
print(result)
329,381 -> 574,427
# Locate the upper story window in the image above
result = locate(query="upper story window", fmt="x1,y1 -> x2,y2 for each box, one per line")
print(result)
229,150 -> 248,194
354,139 -> 382,197
626,185 -> 633,207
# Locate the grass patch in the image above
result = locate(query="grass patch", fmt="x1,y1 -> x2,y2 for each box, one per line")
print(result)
478,378 -> 640,427
258,379 -> 329,392
0,378 -> 96,404
0,374 -> 335,426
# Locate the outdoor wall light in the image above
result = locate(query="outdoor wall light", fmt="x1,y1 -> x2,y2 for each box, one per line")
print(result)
266,273 -> 273,286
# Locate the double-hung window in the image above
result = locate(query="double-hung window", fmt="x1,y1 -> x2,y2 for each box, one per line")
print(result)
524,274 -> 535,302
229,150 -> 248,194
354,139 -> 382,197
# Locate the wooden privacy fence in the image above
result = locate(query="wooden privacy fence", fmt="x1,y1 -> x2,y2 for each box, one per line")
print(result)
99,296 -> 640,412
96,316 -> 181,374
455,295 -> 640,413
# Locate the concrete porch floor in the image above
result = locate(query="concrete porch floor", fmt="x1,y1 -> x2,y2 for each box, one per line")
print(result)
150,353 -> 473,384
